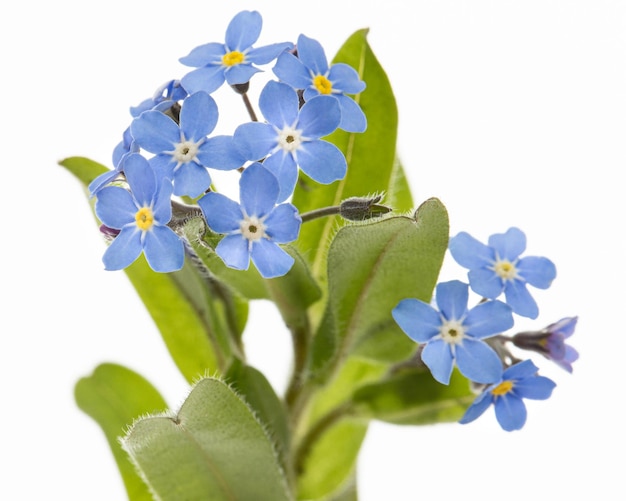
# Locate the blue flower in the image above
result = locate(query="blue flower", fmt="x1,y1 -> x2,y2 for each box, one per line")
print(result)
94,153 -> 184,273
197,163 -> 301,278
448,227 -> 557,319
130,91 -> 244,198
179,10 -> 293,94
273,34 -> 366,132
459,359 -> 556,431
512,316 -> 579,372
392,280 -> 514,385
234,80 -> 345,202
129,79 -> 187,117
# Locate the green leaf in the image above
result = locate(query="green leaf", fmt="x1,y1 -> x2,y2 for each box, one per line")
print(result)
296,419 -> 367,501
314,198 -> 449,380
386,156 -> 414,213
59,156 -> 241,382
352,368 -> 476,425
121,377 -> 292,501
74,363 -> 169,501
292,29 -> 399,286
225,361 -> 291,479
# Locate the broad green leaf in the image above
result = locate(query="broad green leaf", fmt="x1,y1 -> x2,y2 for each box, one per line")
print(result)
122,377 -> 291,501
296,419 -> 367,501
313,198 -> 449,381
292,29 -> 399,286
386,156 -> 414,213
59,156 -> 240,381
225,361 -> 291,479
352,368 -> 475,425
75,363 -> 169,501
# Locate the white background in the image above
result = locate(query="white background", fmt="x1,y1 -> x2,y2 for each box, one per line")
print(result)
2,1 -> 624,500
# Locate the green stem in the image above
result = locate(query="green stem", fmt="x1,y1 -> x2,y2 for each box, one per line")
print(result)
300,206 -> 341,223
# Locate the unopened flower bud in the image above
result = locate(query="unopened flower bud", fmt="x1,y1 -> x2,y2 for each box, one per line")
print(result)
339,195 -> 392,221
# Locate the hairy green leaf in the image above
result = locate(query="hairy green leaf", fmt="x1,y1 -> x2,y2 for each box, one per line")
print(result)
122,377 -> 292,501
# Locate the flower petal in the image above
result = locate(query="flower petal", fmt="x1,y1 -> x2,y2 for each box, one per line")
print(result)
297,95 -> 341,137
392,298 -> 441,343
124,154 -> 156,206
198,192 -> 243,233
468,267 -> 504,299
464,300 -> 514,338
172,162 -> 211,198
250,238 -> 295,278
513,376 -> 556,400
130,110 -> 179,154
455,338 -> 503,383
448,231 -> 495,269
328,63 -> 366,94
517,256 -> 557,289
504,280 -> 539,319
234,122 -> 278,161
143,226 -> 184,272
240,163 -> 279,217
180,66 -> 226,94
262,153 -> 298,202
459,391 -> 494,425
259,81 -> 299,127
180,91 -> 218,140
224,64 -> 262,86
95,187 -> 137,229
421,339 -> 454,385
296,140 -> 346,184
225,10 -> 261,51
247,42 -> 294,65
264,203 -> 301,243
273,52 -> 312,89
179,42 -> 225,67
488,227 -> 526,261
494,394 -> 527,431
296,34 -> 329,75
102,226 -> 142,270
197,135 -> 245,170
335,94 -> 367,133
215,234 -> 250,270
435,280 -> 468,321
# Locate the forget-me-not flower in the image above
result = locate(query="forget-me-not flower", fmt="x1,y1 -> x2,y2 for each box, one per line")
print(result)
392,280 -> 514,385
234,80 -> 345,202
130,91 -> 244,198
197,163 -> 301,278
179,10 -> 293,94
95,153 -> 184,273
459,359 -> 556,431
448,227 -> 557,319
273,34 -> 366,133
512,316 -> 579,372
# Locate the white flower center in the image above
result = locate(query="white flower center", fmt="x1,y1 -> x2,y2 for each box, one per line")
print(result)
440,319 -> 465,345
240,216 -> 267,242
173,140 -> 200,164
493,259 -> 518,280
277,126 -> 303,152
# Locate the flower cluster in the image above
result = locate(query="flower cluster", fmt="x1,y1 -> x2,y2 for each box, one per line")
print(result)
90,10 -> 366,279
393,227 -> 577,431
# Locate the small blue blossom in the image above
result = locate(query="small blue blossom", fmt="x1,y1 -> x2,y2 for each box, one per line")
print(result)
234,80 -> 345,202
129,79 -> 187,117
273,34 -> 366,132
459,359 -> 556,431
197,163 -> 301,278
448,227 -> 557,319
94,153 -> 184,273
513,316 -> 579,372
392,280 -> 514,385
179,10 -> 293,94
130,91 -> 245,198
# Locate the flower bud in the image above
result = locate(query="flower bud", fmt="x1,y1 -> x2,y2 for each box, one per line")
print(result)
339,195 -> 392,221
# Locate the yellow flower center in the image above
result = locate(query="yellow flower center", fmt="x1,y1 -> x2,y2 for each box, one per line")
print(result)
313,74 -> 333,94
222,51 -> 245,67
491,380 -> 514,396
135,207 -> 154,231
494,259 -> 517,280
